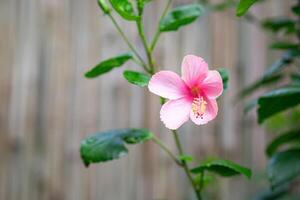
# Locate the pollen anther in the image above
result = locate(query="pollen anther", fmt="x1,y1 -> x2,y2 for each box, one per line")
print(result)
192,97 -> 207,119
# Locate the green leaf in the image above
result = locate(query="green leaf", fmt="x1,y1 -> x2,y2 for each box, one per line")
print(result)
266,129 -> 300,157
85,53 -> 132,78
123,70 -> 150,87
191,159 -> 252,178
178,154 -> 194,163
291,73 -> 300,86
217,68 -> 229,90
258,86 -> 300,124
292,5 -> 300,16
252,185 -> 289,200
137,0 -> 151,12
267,148 -> 300,188
97,0 -> 110,14
109,0 -> 139,21
159,4 -> 204,32
80,128 -> 153,166
236,0 -> 259,17
238,74 -> 283,99
269,42 -> 299,50
262,18 -> 296,34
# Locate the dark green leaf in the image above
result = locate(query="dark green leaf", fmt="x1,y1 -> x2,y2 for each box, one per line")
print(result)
80,128 -> 153,166
236,0 -> 259,17
123,70 -> 150,87
262,18 -> 296,34
109,0 -> 139,21
97,0 -> 110,14
85,53 -> 132,78
252,185 -> 289,200
258,86 -> 300,124
267,148 -> 300,188
269,42 -> 299,50
191,159 -> 251,178
159,4 -> 204,32
238,74 -> 283,99
266,129 -> 300,157
291,73 -> 300,86
292,5 -> 300,16
217,68 -> 229,90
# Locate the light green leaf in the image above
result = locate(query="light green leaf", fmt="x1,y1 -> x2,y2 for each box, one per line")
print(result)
191,159 -> 251,178
109,0 -> 139,21
97,0 -> 110,14
267,148 -> 300,188
80,128 -> 153,166
85,53 -> 132,78
217,68 -> 229,90
178,154 -> 194,163
257,86 -> 300,124
266,129 -> 300,157
236,0 -> 259,17
123,70 -> 151,87
159,4 -> 204,32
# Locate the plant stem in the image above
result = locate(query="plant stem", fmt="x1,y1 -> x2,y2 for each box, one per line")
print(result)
136,17 -> 155,74
107,14 -> 151,73
152,135 -> 182,166
150,0 -> 173,51
172,130 -> 202,200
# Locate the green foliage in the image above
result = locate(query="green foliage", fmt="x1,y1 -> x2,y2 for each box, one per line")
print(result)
257,86 -> 300,124
292,5 -> 300,16
251,185 -> 289,200
269,42 -> 299,50
85,53 -> 132,78
159,4 -> 204,32
97,0 -> 110,14
236,0 -> 259,17
262,18 -> 296,34
217,68 -> 229,90
123,70 -> 150,87
266,129 -> 300,157
109,0 -> 139,21
191,159 -> 251,178
80,128 -> 153,166
267,148 -> 300,188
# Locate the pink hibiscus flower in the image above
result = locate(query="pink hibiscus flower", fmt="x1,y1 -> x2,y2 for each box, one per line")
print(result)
148,55 -> 223,130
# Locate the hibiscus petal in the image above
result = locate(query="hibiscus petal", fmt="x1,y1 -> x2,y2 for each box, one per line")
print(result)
160,98 -> 192,130
181,55 -> 209,87
148,71 -> 189,100
201,70 -> 223,98
190,98 -> 218,125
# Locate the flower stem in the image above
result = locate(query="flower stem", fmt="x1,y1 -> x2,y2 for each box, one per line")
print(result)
107,14 -> 151,73
172,130 -> 202,200
152,135 -> 182,166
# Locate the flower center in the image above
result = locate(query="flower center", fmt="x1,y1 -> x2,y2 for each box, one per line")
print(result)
191,97 -> 207,119
191,86 -> 200,96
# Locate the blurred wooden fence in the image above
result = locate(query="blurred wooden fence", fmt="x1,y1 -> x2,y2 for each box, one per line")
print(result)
0,0 -> 290,199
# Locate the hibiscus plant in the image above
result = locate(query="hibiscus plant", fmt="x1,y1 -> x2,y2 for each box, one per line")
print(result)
80,0 -> 252,199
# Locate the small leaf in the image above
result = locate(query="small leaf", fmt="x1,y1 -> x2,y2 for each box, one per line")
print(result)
236,0 -> 259,17
159,4 -> 204,32
258,86 -> 300,124
109,0 -> 139,21
262,18 -> 296,34
97,0 -> 110,14
267,148 -> 300,188
217,68 -> 229,90
123,70 -> 150,87
80,128 -> 153,166
191,159 -> 251,179
269,42 -> 299,50
266,129 -> 300,157
85,53 -> 132,78
178,154 -> 194,163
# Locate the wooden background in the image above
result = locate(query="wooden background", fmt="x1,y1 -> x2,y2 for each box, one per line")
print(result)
0,0 -> 290,199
